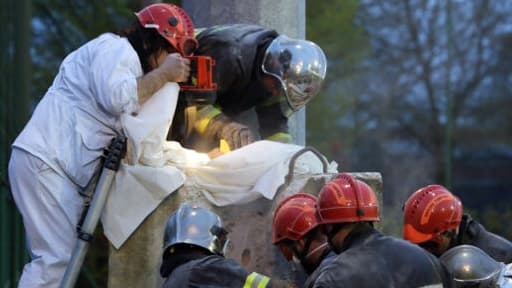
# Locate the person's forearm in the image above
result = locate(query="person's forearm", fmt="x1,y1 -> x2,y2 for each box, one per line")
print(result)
136,53 -> 190,105
136,69 -> 168,105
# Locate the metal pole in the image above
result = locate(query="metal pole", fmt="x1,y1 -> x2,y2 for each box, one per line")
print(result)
60,136 -> 126,288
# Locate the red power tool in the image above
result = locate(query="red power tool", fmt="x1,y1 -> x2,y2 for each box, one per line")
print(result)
180,56 -> 217,105
179,56 -> 218,139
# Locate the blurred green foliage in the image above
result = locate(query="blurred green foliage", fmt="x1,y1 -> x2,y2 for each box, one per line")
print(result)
306,0 -> 372,161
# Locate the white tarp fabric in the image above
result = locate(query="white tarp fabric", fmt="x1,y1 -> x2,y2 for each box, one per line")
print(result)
102,83 -> 337,249
178,140 -> 337,206
102,83 -> 187,249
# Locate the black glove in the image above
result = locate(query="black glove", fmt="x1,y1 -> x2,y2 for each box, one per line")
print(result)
219,121 -> 256,150
204,113 -> 256,150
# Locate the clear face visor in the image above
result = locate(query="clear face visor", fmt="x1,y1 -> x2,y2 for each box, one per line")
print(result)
262,35 -> 327,112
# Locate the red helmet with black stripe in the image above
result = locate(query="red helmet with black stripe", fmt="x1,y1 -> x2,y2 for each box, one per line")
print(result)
135,3 -> 198,56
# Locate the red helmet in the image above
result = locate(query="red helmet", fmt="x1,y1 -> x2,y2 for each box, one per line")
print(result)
403,185 -> 463,244
272,193 -> 319,244
316,173 -> 380,224
135,3 -> 198,56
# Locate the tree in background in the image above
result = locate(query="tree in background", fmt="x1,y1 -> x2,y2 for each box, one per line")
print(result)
31,0 -> 138,101
1,0 -> 31,286
359,0 -> 512,239
357,0 -> 512,195
306,0 -> 373,169
306,0 -> 512,236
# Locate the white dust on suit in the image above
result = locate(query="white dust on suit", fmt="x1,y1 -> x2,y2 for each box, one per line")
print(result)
8,32 -> 142,287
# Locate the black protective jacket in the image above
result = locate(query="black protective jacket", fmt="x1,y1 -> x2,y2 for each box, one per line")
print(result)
161,254 -> 270,288
303,250 -> 336,288
170,24 -> 289,149
313,226 -> 452,288
456,214 -> 512,264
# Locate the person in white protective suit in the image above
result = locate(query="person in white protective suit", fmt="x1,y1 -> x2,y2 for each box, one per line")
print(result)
7,3 -> 196,287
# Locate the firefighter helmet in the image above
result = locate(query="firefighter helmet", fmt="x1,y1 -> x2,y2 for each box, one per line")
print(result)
135,3 -> 198,56
262,35 -> 327,114
272,193 -> 319,244
163,203 -> 229,257
440,245 -> 504,288
403,184 -> 463,244
316,173 -> 380,224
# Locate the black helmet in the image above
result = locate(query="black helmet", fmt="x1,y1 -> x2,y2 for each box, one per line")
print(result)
440,245 -> 504,288
163,203 -> 230,256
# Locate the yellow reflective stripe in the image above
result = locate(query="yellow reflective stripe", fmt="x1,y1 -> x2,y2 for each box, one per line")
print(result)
256,275 -> 270,288
266,132 -> 292,143
195,105 -> 222,134
243,272 -> 256,288
243,272 -> 270,288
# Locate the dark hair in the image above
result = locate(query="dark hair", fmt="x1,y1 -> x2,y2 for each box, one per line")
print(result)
118,21 -> 176,74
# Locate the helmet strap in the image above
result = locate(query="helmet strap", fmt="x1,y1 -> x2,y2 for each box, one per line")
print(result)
304,242 -> 329,261
292,236 -> 317,275
291,238 -> 311,261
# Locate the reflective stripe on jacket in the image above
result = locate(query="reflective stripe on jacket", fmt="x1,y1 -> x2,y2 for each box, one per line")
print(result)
243,272 -> 271,288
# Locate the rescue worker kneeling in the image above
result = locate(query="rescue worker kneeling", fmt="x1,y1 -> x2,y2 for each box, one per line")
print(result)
160,203 -> 271,288
313,173 -> 453,288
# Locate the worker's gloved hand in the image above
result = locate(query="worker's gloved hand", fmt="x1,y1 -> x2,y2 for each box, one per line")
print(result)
219,121 -> 256,150
156,53 -> 191,83
199,111 -> 256,151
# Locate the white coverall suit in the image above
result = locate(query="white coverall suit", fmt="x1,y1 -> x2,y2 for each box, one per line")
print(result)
8,33 -> 141,287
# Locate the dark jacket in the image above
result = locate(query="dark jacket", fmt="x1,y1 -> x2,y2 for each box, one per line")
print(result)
313,226 -> 452,288
170,24 -> 289,149
303,250 -> 336,288
161,254 -> 270,288
456,214 -> 512,264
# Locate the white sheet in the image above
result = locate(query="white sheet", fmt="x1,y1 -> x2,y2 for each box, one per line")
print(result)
174,140 -> 337,206
102,83 -> 187,249
101,82 -> 338,249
